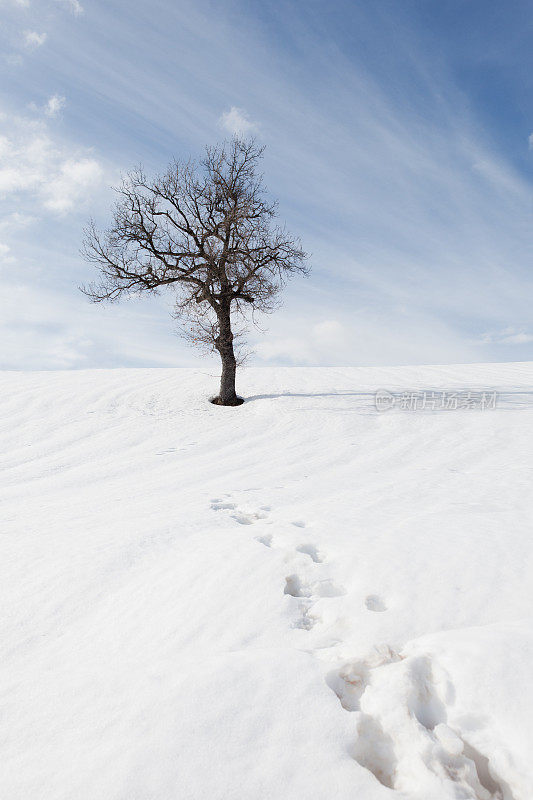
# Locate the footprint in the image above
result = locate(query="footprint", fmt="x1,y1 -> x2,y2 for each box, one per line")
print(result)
293,601 -> 319,631
284,574 -> 346,598
231,510 -> 268,525
284,574 -> 312,598
231,512 -> 255,525
461,739 -> 509,799
365,594 -> 387,612
327,646 -> 400,713
351,714 -> 397,789
431,722 -> 510,798
407,656 -> 447,731
296,543 -> 323,563
327,660 -> 370,712
292,520 -> 306,528
256,534 -> 273,548
210,499 -> 269,525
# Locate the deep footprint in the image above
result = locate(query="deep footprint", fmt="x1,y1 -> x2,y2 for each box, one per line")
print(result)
352,714 -> 397,789
327,646 -> 402,712
296,543 -> 323,563
327,661 -> 370,712
365,594 -> 387,612
284,574 -> 345,598
284,574 -> 312,598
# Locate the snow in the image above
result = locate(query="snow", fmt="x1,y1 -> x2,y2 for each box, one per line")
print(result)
1,362 -> 532,799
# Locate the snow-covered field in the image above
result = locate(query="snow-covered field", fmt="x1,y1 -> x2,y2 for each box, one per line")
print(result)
1,363 -> 532,800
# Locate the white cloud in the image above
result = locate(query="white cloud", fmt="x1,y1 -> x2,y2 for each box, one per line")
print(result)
0,112 -> 104,214
312,320 -> 345,346
529,133 -> 533,151
56,0 -> 83,14
255,319 -> 346,364
23,30 -> 47,48
0,283 -> 195,369
218,106 -> 258,137
0,135 -> 11,159
0,212 -> 35,232
43,158 -> 103,212
504,332 -> 533,344
0,134 -> 49,194
254,308 -> 480,367
45,94 -> 66,117
0,241 -> 16,266
478,327 -> 533,346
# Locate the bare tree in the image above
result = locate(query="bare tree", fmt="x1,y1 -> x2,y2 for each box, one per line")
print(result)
81,139 -> 309,405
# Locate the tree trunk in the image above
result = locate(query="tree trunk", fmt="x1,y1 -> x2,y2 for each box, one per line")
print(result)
213,302 -> 243,406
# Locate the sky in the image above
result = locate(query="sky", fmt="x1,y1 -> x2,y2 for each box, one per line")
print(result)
1,0 -> 533,370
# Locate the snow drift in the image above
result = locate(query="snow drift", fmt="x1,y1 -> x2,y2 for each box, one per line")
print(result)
1,363 -> 532,799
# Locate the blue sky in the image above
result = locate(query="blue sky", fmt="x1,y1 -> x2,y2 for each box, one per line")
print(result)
1,0 -> 532,369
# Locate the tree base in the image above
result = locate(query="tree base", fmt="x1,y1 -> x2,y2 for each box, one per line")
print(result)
210,395 -> 244,407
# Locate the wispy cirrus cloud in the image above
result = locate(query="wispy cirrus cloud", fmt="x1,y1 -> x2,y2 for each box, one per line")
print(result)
1,0 -> 533,369
56,0 -> 83,14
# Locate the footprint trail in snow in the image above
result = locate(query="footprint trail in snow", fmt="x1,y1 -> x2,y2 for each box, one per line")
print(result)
210,497 -> 510,799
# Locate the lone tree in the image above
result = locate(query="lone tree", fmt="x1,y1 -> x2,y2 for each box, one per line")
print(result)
81,139 -> 309,405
